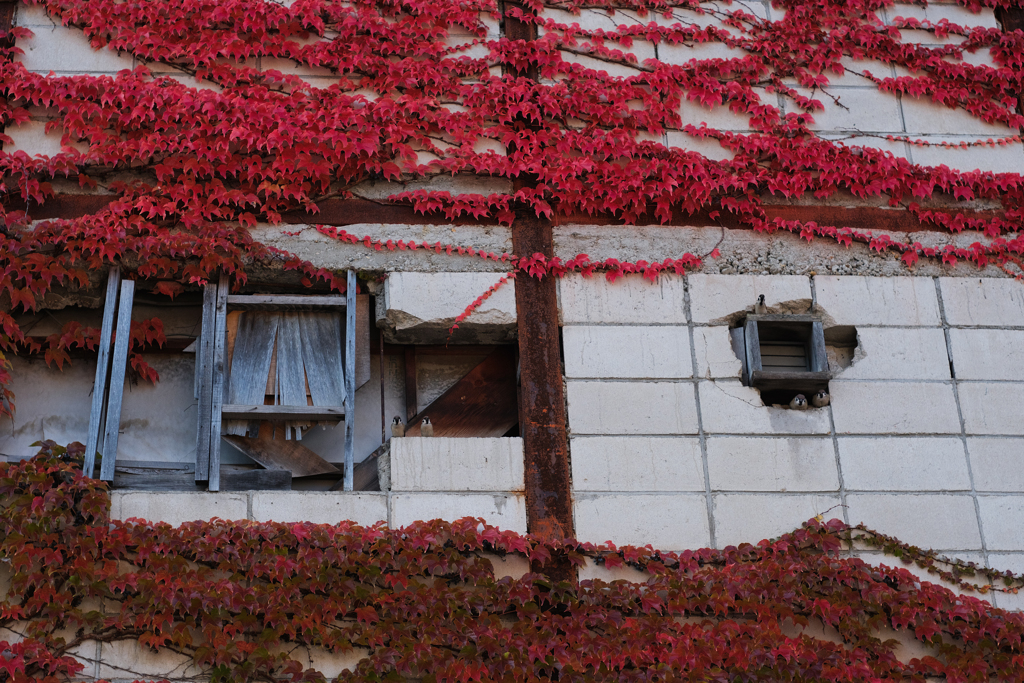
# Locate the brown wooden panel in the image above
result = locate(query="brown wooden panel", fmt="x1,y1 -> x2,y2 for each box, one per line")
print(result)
224,435 -> 339,477
221,404 -> 344,421
404,347 -> 518,438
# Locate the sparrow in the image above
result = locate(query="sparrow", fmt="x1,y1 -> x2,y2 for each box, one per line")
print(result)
811,390 -> 830,408
754,294 -> 768,315
421,416 -> 434,437
789,394 -> 808,410
391,416 -> 405,438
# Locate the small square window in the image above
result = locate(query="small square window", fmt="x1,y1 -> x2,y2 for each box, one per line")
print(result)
740,314 -> 831,402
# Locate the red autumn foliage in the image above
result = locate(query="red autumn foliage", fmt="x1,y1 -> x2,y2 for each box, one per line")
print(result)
2,0 -> 1024,414
2,443 -> 1024,682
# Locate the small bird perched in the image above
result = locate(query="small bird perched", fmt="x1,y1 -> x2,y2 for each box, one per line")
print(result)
754,294 -> 768,315
789,394 -> 808,410
421,416 -> 434,437
811,390 -> 831,408
391,416 -> 405,438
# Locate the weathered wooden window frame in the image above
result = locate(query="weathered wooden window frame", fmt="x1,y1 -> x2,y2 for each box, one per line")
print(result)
741,313 -> 831,395
194,271 -> 358,491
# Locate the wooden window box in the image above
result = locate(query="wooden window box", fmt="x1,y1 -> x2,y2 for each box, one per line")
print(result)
742,314 -> 831,395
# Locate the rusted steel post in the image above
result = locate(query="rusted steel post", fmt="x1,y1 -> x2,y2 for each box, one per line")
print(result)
502,1 -> 576,575
513,215 -> 573,544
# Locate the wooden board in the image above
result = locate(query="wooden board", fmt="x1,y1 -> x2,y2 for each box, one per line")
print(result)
276,312 -> 307,440
224,312 -> 279,436
194,283 -> 217,481
299,311 -> 345,407
227,295 -> 346,310
84,267 -> 119,478
343,270 -> 357,491
404,346 -> 518,438
99,279 -> 135,482
355,294 -> 370,389
208,273 -> 229,491
221,404 -> 344,420
224,435 -> 339,477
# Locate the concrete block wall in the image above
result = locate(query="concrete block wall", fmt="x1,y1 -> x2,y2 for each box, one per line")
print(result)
560,273 -> 1024,609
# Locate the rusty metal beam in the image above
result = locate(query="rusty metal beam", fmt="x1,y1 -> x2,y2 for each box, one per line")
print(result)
513,213 -> 574,578
6,192 -> 1005,234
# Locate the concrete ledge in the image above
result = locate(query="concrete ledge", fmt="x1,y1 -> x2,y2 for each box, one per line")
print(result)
382,272 -> 516,343
390,437 -> 524,492
112,491 -> 248,525
251,492 -> 387,525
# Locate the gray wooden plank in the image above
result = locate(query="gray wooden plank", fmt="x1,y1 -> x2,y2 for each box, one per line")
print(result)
227,295 -> 346,310
224,312 -> 279,436
84,267 -> 119,478
194,284 -> 217,481
299,311 -> 345,406
810,321 -> 828,373
208,273 -> 229,492
221,404 -> 344,420
276,312 -> 306,440
744,318 -> 762,377
99,279 -> 135,481
223,435 -> 339,477
355,294 -> 370,389
344,270 -> 357,491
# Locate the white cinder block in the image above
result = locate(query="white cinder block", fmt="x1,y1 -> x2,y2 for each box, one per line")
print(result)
789,87 -> 903,133
814,276 -> 941,327
977,497 -> 1024,551
687,274 -> 811,324
574,493 -> 710,550
830,381 -> 961,434
562,326 -> 692,378
910,138 -> 1024,175
713,494 -> 842,547
901,97 -> 1015,136
389,437 -> 524,492
16,25 -> 136,73
707,437 -> 838,491
250,492 -> 387,525
846,494 -> 982,550
698,381 -> 831,435
99,641 -> 201,679
661,42 -> 748,70
939,277 -> 1024,327
384,272 -> 516,327
839,328 -> 951,380
559,273 -> 688,324
986,553 -> 1024,611
665,131 -> 736,162
959,383 -> 1024,435
578,557 -> 649,583
566,381 -> 699,434
570,436 -> 705,491
390,493 -> 527,532
839,437 -> 970,491
968,438 -> 1024,492
826,58 -> 894,87
676,87 -> 762,131
3,120 -> 75,157
113,492 -> 248,525
693,326 -> 743,379
854,551 -> 989,599
889,2 -> 999,29
949,329 -> 1024,381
